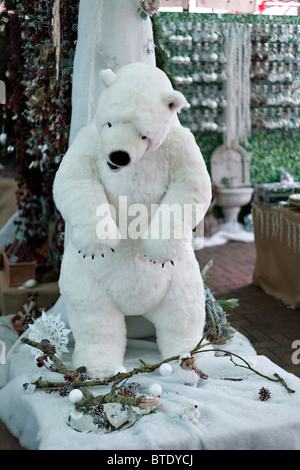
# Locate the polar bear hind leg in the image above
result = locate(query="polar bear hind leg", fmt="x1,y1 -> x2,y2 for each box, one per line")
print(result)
144,262 -> 206,359
65,291 -> 127,379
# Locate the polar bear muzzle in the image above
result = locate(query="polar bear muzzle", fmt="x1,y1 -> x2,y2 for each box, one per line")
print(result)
109,151 -> 131,167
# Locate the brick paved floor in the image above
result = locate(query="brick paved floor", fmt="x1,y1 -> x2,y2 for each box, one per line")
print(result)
1,240 -> 300,449
196,241 -> 300,378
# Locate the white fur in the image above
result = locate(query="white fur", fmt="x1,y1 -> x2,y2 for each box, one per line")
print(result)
53,63 -> 212,378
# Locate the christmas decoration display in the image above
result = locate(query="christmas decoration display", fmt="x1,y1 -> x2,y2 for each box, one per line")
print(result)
158,12 -> 300,134
0,8 -> 14,167
1,7 -> 299,279
18,310 -> 295,437
52,62 -> 212,377
253,180 -> 300,205
1,0 -> 78,281
0,4 -> 300,448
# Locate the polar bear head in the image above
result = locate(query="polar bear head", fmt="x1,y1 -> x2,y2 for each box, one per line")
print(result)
95,63 -> 187,172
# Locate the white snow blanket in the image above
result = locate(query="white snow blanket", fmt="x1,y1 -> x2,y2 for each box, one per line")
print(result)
0,314 -> 300,450
203,222 -> 254,248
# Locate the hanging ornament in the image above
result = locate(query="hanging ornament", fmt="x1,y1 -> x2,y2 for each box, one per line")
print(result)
0,126 -> 7,146
224,24 -> 251,147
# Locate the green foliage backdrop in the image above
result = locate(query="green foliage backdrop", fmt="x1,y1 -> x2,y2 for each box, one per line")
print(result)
195,129 -> 300,185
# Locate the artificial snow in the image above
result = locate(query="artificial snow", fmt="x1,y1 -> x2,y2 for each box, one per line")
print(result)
0,314 -> 300,450
202,222 -> 254,248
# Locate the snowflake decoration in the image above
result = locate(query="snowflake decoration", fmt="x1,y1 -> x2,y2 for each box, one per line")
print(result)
27,312 -> 71,361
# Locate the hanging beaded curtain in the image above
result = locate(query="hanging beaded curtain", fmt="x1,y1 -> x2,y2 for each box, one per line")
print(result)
223,23 -> 252,147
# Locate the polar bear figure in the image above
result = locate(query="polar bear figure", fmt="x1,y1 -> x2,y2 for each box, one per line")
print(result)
53,63 -> 212,377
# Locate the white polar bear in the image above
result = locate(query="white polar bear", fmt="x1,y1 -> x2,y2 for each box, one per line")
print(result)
53,63 -> 212,377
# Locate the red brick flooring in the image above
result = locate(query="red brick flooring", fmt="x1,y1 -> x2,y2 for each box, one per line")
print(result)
196,241 -> 300,379
1,240 -> 300,449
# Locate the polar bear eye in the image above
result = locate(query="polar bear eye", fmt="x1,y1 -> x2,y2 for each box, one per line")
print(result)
107,122 -> 112,128
141,135 -> 147,140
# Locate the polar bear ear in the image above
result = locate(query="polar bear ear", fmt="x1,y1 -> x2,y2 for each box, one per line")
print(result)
99,68 -> 117,87
162,90 -> 187,113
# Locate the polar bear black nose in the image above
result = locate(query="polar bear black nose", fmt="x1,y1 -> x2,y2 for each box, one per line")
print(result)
109,151 -> 131,167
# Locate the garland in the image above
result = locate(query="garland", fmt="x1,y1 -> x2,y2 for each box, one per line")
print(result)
20,313 -> 295,434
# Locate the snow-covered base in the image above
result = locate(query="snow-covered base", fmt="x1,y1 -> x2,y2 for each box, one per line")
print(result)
0,315 -> 300,450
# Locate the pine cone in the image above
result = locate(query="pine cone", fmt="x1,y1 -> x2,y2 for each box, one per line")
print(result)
118,386 -> 131,397
118,382 -> 140,397
40,339 -> 56,355
259,387 -> 271,401
76,366 -> 88,381
40,339 -> 50,350
59,383 -> 73,397
47,345 -> 56,355
91,404 -> 104,416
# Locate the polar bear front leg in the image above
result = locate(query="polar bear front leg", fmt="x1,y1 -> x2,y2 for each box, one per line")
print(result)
65,295 -> 127,379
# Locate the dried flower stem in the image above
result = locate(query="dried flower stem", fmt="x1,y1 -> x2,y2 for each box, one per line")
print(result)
197,349 -> 295,394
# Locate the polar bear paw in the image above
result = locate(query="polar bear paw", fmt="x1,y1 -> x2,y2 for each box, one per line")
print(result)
71,219 -> 120,259
141,236 -> 188,267
145,255 -> 175,268
78,247 -> 115,260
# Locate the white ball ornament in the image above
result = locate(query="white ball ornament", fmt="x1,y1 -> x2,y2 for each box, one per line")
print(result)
0,132 -> 7,146
149,383 -> 162,396
209,52 -> 218,62
68,389 -> 83,403
209,32 -> 219,43
159,363 -> 172,377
